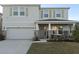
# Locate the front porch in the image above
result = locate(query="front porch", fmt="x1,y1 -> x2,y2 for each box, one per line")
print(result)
34,19 -> 76,40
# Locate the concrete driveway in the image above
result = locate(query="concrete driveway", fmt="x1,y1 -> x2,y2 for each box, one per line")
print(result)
0,40 -> 32,54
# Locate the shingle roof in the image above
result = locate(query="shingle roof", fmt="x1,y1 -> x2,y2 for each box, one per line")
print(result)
41,7 -> 70,9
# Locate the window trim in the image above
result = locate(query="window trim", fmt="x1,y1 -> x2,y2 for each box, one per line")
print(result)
55,9 -> 62,18
10,8 -> 12,16
11,7 -> 27,16
43,10 -> 49,18
40,11 -> 43,18
19,7 -> 25,16
12,7 -> 19,16
25,8 -> 28,16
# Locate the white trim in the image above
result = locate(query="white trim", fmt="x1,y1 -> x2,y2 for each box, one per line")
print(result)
12,7 -> 19,16
72,23 -> 76,30
48,23 -> 51,30
11,7 -> 27,17
5,26 -> 34,30
35,24 -> 39,30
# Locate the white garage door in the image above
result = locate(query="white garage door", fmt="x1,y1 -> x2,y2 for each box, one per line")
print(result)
6,28 -> 34,40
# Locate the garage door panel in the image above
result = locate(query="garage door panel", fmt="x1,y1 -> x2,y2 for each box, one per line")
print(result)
6,28 -> 34,40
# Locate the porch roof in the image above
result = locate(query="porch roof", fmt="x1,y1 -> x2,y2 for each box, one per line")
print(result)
38,19 -> 71,21
35,19 -> 79,24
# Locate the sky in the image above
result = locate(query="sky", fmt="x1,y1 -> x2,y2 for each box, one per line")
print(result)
0,4 -> 79,21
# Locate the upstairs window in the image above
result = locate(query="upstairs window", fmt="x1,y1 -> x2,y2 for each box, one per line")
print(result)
13,7 -> 18,16
44,14 -> 48,17
13,11 -> 18,16
11,7 -> 27,16
55,9 -> 62,18
43,10 -> 49,18
56,14 -> 61,17
20,7 -> 25,16
20,12 -> 24,16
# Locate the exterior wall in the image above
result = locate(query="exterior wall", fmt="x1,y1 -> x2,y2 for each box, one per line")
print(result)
2,5 -> 69,30
40,8 -> 69,20
2,5 -> 40,30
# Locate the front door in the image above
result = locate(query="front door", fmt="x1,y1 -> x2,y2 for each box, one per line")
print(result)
38,30 -> 48,39
38,24 -> 48,39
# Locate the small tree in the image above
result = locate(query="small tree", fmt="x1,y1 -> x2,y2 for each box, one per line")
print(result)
72,24 -> 79,41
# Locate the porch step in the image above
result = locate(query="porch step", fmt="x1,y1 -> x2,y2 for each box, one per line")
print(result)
33,39 -> 47,43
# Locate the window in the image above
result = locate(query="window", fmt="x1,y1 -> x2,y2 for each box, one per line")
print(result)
20,7 -> 25,16
44,14 -> 48,17
43,10 -> 49,18
56,14 -> 61,17
13,12 -> 18,16
20,12 -> 24,16
13,7 -> 18,16
11,7 -> 26,16
55,9 -> 62,17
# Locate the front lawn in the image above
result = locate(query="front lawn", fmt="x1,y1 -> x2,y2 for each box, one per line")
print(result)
27,42 -> 79,54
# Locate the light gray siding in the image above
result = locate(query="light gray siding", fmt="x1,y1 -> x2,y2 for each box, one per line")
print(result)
2,5 -> 40,30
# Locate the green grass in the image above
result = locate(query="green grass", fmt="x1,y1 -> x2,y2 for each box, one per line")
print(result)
27,42 -> 79,54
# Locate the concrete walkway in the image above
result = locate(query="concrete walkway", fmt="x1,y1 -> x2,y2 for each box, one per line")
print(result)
0,40 -> 32,54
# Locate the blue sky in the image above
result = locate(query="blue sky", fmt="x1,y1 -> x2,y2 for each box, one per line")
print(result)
0,4 -> 79,21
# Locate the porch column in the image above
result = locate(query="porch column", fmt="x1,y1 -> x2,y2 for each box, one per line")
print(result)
35,23 -> 39,38
48,23 -> 51,39
36,23 -> 39,30
48,23 -> 51,30
72,23 -> 75,30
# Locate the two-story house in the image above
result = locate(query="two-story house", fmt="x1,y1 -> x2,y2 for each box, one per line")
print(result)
1,4 -> 78,40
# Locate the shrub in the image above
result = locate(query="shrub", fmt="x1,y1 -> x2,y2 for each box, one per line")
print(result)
33,36 -> 40,41
72,24 -> 79,42
0,34 -> 5,41
0,30 -> 6,41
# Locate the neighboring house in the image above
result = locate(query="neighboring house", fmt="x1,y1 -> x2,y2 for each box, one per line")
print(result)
1,4 -> 78,40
